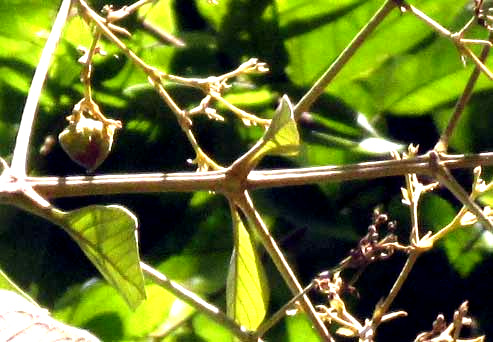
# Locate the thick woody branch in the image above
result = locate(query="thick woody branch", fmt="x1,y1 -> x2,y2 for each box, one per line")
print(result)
17,152 -> 493,199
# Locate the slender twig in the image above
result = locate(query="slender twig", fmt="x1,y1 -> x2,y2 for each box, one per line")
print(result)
400,1 -> 493,80
11,0 -> 72,176
435,32 -> 493,152
430,166 -> 483,243
234,191 -> 333,341
372,252 -> 419,326
80,31 -> 102,102
293,0 -> 397,118
140,262 -> 257,342
256,282 -> 315,337
139,18 -> 185,47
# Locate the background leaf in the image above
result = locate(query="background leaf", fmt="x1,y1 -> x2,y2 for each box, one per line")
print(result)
61,205 -> 146,309
226,208 -> 269,333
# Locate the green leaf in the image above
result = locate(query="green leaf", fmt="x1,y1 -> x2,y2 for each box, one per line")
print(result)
54,280 -> 175,341
193,313 -> 234,341
285,314 -> 319,342
226,208 -> 269,333
61,205 -> 146,310
443,228 -> 486,278
421,195 -> 487,277
0,268 -> 38,306
282,0 -> 475,117
150,298 -> 195,337
262,95 -> 300,156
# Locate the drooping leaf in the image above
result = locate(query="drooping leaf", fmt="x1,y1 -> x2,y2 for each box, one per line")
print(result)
226,208 -> 269,334
61,205 -> 146,310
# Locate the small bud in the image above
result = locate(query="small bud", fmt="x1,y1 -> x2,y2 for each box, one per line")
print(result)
58,114 -> 117,172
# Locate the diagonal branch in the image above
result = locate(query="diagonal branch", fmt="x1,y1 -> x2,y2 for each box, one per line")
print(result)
435,31 -> 493,153
293,0 -> 397,118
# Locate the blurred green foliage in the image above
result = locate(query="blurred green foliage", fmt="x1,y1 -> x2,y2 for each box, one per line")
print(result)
2,0 -> 493,340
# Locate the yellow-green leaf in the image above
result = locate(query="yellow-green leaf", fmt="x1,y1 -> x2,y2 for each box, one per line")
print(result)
261,95 -> 300,157
226,208 -> 269,335
61,205 -> 146,309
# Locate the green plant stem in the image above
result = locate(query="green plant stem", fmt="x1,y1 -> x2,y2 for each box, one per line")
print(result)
234,191 -> 333,342
256,282 -> 315,338
21,151 -> 493,199
435,31 -> 493,153
140,262 -> 257,342
11,0 -> 72,176
372,252 -> 419,327
293,0 -> 396,118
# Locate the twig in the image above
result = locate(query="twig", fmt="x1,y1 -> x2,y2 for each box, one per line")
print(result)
256,282 -> 315,337
140,262 -> 257,342
400,1 -> 493,80
293,0 -> 397,118
372,252 -> 419,327
234,191 -> 333,341
435,32 -> 493,152
11,0 -> 72,176
139,18 -> 185,47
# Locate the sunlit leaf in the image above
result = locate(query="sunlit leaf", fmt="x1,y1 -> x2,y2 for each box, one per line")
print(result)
54,280 -> 174,341
0,268 -> 37,306
285,314 -> 319,342
61,205 -> 146,309
226,208 -> 269,333
357,137 -> 404,154
150,299 -> 195,338
251,94 -> 300,165
281,0 -> 474,117
193,313 -> 233,341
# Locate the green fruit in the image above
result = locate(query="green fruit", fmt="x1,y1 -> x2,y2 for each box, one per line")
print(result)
58,114 -> 115,172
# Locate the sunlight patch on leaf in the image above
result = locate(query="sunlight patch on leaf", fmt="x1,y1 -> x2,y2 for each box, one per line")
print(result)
226,208 -> 269,334
61,205 -> 146,309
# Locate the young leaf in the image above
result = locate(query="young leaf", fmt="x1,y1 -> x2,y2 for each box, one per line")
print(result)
261,95 -> 300,157
61,205 -> 146,310
226,208 -> 269,335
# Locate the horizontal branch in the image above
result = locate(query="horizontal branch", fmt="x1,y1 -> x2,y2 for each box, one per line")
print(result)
17,152 -> 493,199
